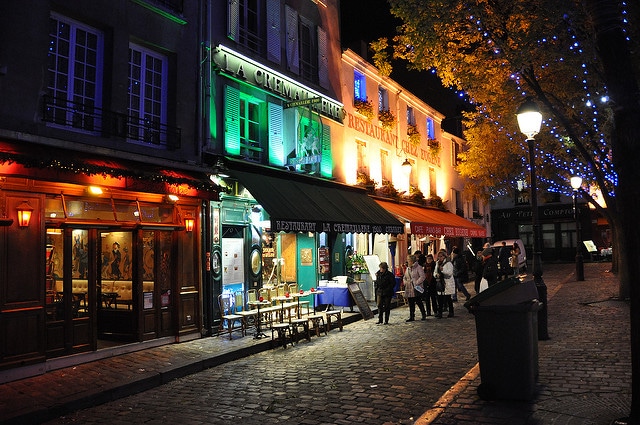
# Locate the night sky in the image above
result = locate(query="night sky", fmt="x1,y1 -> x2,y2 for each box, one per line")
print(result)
339,0 -> 466,120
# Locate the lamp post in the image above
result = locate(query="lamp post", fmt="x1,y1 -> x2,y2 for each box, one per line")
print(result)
570,176 -> 584,281
516,98 -> 548,340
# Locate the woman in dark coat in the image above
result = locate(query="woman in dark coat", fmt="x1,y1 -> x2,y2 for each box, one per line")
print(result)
375,262 -> 396,324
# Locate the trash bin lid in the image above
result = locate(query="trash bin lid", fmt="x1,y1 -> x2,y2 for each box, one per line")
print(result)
464,278 -> 539,310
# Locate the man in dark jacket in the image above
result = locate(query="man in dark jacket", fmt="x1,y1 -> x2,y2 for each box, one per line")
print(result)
482,248 -> 499,287
375,262 -> 396,324
497,241 -> 511,280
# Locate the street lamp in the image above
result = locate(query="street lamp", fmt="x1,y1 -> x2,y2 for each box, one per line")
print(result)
516,98 -> 548,340
570,176 -> 584,281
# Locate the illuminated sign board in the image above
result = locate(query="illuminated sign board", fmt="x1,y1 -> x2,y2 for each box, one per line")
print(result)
213,45 -> 344,123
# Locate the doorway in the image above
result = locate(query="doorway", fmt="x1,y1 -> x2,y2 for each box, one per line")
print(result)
45,227 -> 175,357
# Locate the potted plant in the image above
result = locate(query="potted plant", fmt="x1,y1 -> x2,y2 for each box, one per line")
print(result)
407,124 -> 421,146
375,179 -> 401,200
346,252 -> 368,280
355,171 -> 377,193
428,138 -> 441,156
378,109 -> 396,129
405,185 -> 426,205
354,98 -> 375,120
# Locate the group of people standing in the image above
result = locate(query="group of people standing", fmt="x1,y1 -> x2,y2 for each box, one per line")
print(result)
374,247 -> 473,324
473,241 -> 522,293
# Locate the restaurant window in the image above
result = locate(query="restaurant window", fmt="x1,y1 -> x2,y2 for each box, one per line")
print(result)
283,5 -> 327,87
560,222 -> 577,248
224,86 -> 265,162
228,0 -> 284,65
452,140 -> 462,166
354,69 -> 366,101
429,167 -> 436,196
472,198 -> 480,218
542,223 -> 556,249
378,86 -> 389,111
409,159 -> 418,189
356,139 -> 368,174
128,43 -> 168,146
44,195 -> 175,224
46,13 -> 104,133
407,106 -> 415,126
380,149 -> 391,182
453,189 -> 463,217
298,16 -> 318,85
230,0 -> 264,55
426,117 -> 435,140
240,97 -> 263,162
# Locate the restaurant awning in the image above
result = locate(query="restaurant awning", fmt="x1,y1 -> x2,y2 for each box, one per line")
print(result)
227,167 -> 404,234
0,140 -> 219,199
375,199 -> 486,238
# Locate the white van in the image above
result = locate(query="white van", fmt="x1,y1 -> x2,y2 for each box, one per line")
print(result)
492,239 -> 527,272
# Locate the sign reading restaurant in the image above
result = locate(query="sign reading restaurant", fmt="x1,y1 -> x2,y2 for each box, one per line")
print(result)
411,223 -> 486,238
213,45 -> 344,123
273,219 -> 404,235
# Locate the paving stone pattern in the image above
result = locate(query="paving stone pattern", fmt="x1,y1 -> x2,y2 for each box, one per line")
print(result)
2,263 -> 631,425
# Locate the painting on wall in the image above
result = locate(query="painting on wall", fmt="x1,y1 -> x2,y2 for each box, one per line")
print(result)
101,232 -> 132,281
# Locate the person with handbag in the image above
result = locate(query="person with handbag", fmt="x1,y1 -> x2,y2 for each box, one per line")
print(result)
423,253 -> 439,316
374,262 -> 396,324
403,254 -> 427,322
433,250 -> 456,318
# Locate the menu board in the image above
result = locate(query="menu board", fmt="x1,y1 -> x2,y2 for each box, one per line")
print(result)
348,282 -> 374,320
363,255 -> 381,282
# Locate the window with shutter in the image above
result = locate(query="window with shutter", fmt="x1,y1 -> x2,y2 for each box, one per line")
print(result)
285,5 -> 299,75
224,85 -> 241,156
317,27 -> 328,89
266,0 -> 281,63
268,103 -> 284,166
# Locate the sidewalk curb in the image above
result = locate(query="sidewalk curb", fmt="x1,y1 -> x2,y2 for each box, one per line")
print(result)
3,312 -> 366,425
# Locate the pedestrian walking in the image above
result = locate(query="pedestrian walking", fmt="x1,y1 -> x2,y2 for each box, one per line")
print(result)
374,262 -> 395,324
481,246 -> 499,287
403,254 -> 427,321
451,247 -> 471,302
423,253 -> 438,316
473,249 -> 484,294
434,250 -> 455,318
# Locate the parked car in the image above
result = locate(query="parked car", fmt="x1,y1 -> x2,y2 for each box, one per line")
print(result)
492,239 -> 527,273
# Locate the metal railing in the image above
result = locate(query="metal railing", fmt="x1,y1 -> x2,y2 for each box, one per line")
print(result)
42,95 -> 181,150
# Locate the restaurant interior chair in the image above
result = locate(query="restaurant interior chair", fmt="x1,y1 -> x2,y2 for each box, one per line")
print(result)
218,293 -> 245,340
234,291 -> 257,330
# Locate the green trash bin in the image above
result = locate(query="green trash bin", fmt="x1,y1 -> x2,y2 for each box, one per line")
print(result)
464,278 -> 541,401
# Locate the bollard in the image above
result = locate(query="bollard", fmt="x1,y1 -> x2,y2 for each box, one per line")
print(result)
535,280 -> 549,340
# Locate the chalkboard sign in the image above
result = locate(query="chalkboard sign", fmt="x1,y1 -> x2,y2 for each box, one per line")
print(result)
348,282 -> 374,320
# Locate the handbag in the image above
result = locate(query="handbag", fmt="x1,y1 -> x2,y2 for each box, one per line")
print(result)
414,284 -> 424,294
479,277 -> 489,292
435,277 -> 445,293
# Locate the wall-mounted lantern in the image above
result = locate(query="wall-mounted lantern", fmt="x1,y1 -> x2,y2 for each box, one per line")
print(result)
16,200 -> 34,227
